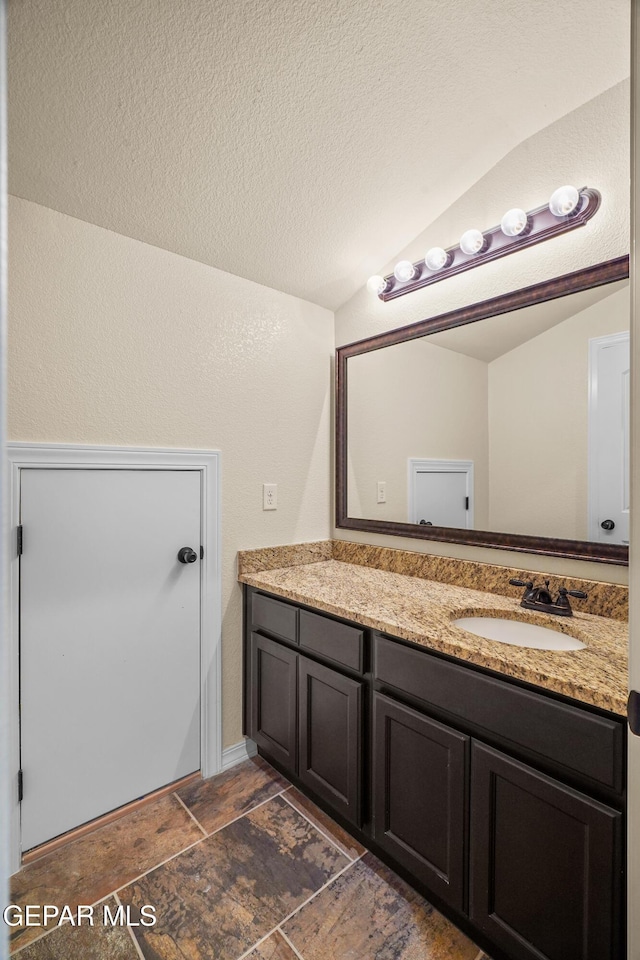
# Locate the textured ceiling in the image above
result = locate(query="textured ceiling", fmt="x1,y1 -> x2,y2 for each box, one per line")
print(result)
8,0 -> 630,309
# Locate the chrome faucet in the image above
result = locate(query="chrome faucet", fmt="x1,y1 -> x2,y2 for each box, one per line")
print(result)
509,578 -> 587,617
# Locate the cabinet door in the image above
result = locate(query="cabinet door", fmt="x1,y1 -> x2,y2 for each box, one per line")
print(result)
470,742 -> 623,960
372,693 -> 468,912
298,656 -> 363,827
250,633 -> 297,774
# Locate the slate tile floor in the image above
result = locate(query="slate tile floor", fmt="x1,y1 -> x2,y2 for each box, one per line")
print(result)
9,757 -> 490,960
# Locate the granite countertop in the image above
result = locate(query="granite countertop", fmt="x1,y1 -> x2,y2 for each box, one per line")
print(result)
239,559 -> 629,716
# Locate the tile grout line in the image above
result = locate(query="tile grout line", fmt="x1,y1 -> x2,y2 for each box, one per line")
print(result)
10,924 -> 59,957
278,928 -> 306,960
203,788 -> 291,839
172,792 -> 208,836
234,928 -> 275,960
111,833 -> 211,897
12,787 -> 291,956
115,892 -> 146,960
112,791 -> 288,898
9,893 -> 114,957
279,791 -> 360,862
278,853 -> 364,929
9,816 -> 214,952
233,855 -> 362,960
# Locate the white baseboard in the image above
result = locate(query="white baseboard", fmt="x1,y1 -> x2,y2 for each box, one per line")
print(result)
221,738 -> 258,771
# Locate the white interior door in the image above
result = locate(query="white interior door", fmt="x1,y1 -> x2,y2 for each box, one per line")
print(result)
589,332 -> 630,545
409,459 -> 474,528
19,468 -> 202,851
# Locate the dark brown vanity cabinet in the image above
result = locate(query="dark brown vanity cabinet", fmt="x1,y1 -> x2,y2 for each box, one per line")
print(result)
246,591 -> 363,827
244,588 -> 626,960
373,634 -> 624,960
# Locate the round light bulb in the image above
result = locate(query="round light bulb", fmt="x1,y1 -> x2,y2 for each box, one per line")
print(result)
459,229 -> 485,255
425,247 -> 449,271
393,260 -> 418,283
549,185 -> 580,218
500,208 -> 528,237
366,275 -> 388,296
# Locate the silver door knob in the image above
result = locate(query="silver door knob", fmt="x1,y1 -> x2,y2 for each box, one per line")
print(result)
177,547 -> 198,564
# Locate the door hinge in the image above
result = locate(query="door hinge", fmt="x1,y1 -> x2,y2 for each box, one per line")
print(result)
18,770 -> 23,802
465,497 -> 470,510
629,690 -> 640,736
200,545 -> 204,560
17,525 -> 23,556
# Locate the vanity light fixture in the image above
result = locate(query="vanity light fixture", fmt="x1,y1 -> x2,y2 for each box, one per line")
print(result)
425,246 -> 449,271
369,186 -> 601,301
549,184 -> 580,218
459,228 -> 485,255
366,274 -> 390,295
393,260 -> 418,283
501,207 -> 529,237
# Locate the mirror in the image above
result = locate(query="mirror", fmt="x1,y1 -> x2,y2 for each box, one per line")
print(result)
336,257 -> 629,565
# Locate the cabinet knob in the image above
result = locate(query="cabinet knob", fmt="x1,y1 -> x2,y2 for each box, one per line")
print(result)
600,519 -> 615,531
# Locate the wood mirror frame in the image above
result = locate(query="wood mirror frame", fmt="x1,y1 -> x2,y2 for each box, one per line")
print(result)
336,255 -> 630,565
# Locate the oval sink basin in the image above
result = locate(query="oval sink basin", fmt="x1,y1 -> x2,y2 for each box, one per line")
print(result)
453,616 -> 586,651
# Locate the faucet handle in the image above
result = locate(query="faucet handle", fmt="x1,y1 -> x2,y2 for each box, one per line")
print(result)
558,587 -> 588,599
556,587 -> 588,611
509,578 -> 533,589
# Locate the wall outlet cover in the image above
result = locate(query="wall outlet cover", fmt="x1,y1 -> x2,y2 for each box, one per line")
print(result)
263,483 -> 277,510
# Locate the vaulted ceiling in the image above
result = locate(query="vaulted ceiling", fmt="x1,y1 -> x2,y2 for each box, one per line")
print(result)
8,0 -> 630,309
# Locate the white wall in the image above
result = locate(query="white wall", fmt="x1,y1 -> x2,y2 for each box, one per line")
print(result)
8,196 -> 334,749
335,81 -> 630,584
347,339 -> 489,526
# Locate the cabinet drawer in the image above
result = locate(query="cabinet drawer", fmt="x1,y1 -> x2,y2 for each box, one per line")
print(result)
299,609 -> 364,673
251,592 -> 298,643
374,634 -> 625,795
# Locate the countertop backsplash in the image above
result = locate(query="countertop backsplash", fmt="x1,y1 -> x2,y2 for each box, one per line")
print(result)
237,539 -> 628,622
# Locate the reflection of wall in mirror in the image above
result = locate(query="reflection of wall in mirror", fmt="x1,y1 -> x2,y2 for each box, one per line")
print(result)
488,284 -> 629,539
347,339 -> 489,526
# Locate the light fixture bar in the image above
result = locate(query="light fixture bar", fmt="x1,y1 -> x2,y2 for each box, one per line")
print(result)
377,187 -> 601,302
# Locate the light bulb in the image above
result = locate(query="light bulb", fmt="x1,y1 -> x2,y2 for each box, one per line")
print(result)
500,208 -> 528,237
367,275 -> 388,296
549,185 -> 580,217
393,260 -> 418,283
460,229 -> 484,255
425,247 -> 449,271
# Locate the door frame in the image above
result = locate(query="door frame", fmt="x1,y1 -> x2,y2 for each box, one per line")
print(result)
587,330 -> 630,542
6,442 -> 222,874
408,457 -> 474,528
